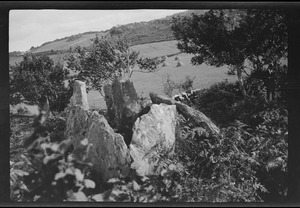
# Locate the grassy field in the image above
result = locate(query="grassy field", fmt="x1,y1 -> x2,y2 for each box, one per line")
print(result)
88,52 -> 236,109
10,40 -> 237,112
131,40 -> 180,58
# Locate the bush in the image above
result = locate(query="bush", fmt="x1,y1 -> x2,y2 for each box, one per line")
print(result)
191,80 -> 243,125
11,105 -> 95,202
137,57 -> 163,72
161,74 -> 179,97
21,137 -> 95,202
45,110 -> 68,143
246,108 -> 288,202
10,54 -> 73,112
178,75 -> 195,92
175,118 -> 266,202
162,74 -> 196,98
187,80 -> 288,202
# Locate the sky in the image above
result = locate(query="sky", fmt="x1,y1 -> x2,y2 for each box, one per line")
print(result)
9,9 -> 187,52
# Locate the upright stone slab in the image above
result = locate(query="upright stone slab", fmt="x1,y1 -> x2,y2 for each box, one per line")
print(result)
129,104 -> 177,176
103,77 -> 142,145
70,80 -> 89,110
66,80 -> 130,182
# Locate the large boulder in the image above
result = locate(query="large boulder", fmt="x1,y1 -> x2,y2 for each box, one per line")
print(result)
129,104 -> 177,176
150,92 -> 220,135
103,77 -> 142,145
66,80 -> 130,182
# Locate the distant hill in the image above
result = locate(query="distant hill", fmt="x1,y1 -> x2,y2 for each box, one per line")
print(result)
9,9 -> 207,56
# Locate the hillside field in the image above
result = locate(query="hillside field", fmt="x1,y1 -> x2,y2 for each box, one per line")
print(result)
10,40 -> 237,113
88,52 -> 236,109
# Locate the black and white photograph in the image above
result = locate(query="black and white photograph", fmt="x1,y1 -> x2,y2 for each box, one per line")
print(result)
4,1 -> 300,205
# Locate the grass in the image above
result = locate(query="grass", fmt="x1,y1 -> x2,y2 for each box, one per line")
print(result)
131,40 -> 180,58
89,53 -> 236,109
10,40 -> 237,112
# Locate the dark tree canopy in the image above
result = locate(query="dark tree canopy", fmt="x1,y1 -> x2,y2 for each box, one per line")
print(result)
171,9 -> 287,97
10,54 -> 73,112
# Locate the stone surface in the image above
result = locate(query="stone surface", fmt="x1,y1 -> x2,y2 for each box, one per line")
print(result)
103,77 -> 142,145
129,104 -> 177,176
175,102 -> 220,135
66,81 -> 130,182
149,92 -> 176,105
70,80 -> 89,111
150,92 -> 220,135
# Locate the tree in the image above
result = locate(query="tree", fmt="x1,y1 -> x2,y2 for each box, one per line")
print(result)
10,54 -> 73,112
65,35 -> 140,94
171,9 -> 287,98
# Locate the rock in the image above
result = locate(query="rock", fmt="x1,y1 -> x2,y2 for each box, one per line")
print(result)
176,61 -> 184,67
70,80 -> 89,111
103,77 -> 142,145
66,81 -> 130,182
162,62 -> 170,67
175,102 -> 220,135
149,92 -> 176,105
129,104 -> 177,176
150,92 -> 220,135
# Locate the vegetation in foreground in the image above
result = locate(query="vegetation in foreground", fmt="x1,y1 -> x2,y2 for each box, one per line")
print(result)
10,79 -> 288,202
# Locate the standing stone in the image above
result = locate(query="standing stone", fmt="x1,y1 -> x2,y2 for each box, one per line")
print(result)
129,104 -> 177,176
103,77 -> 142,145
66,81 -> 130,182
70,80 -> 89,111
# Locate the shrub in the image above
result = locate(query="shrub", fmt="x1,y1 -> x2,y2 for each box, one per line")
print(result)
162,73 -> 179,97
10,160 -> 29,202
9,54 -> 73,112
162,74 -> 195,97
45,110 -> 68,143
21,137 -> 95,202
191,80 -> 243,125
12,104 -> 95,202
137,57 -> 163,72
175,118 -> 266,202
246,107 -> 288,202
178,75 -> 195,92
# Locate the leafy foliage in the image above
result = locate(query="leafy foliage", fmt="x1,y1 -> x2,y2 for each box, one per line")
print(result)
190,80 -> 243,125
162,73 -> 179,97
10,54 -> 73,112
65,35 -> 140,93
10,160 -> 29,202
137,56 -> 165,72
179,75 -> 195,92
175,119 -> 266,202
244,63 -> 288,102
162,74 -> 195,97
92,164 -> 182,203
189,81 -> 288,201
171,9 -> 287,97
45,110 -> 68,143
11,100 -> 95,202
